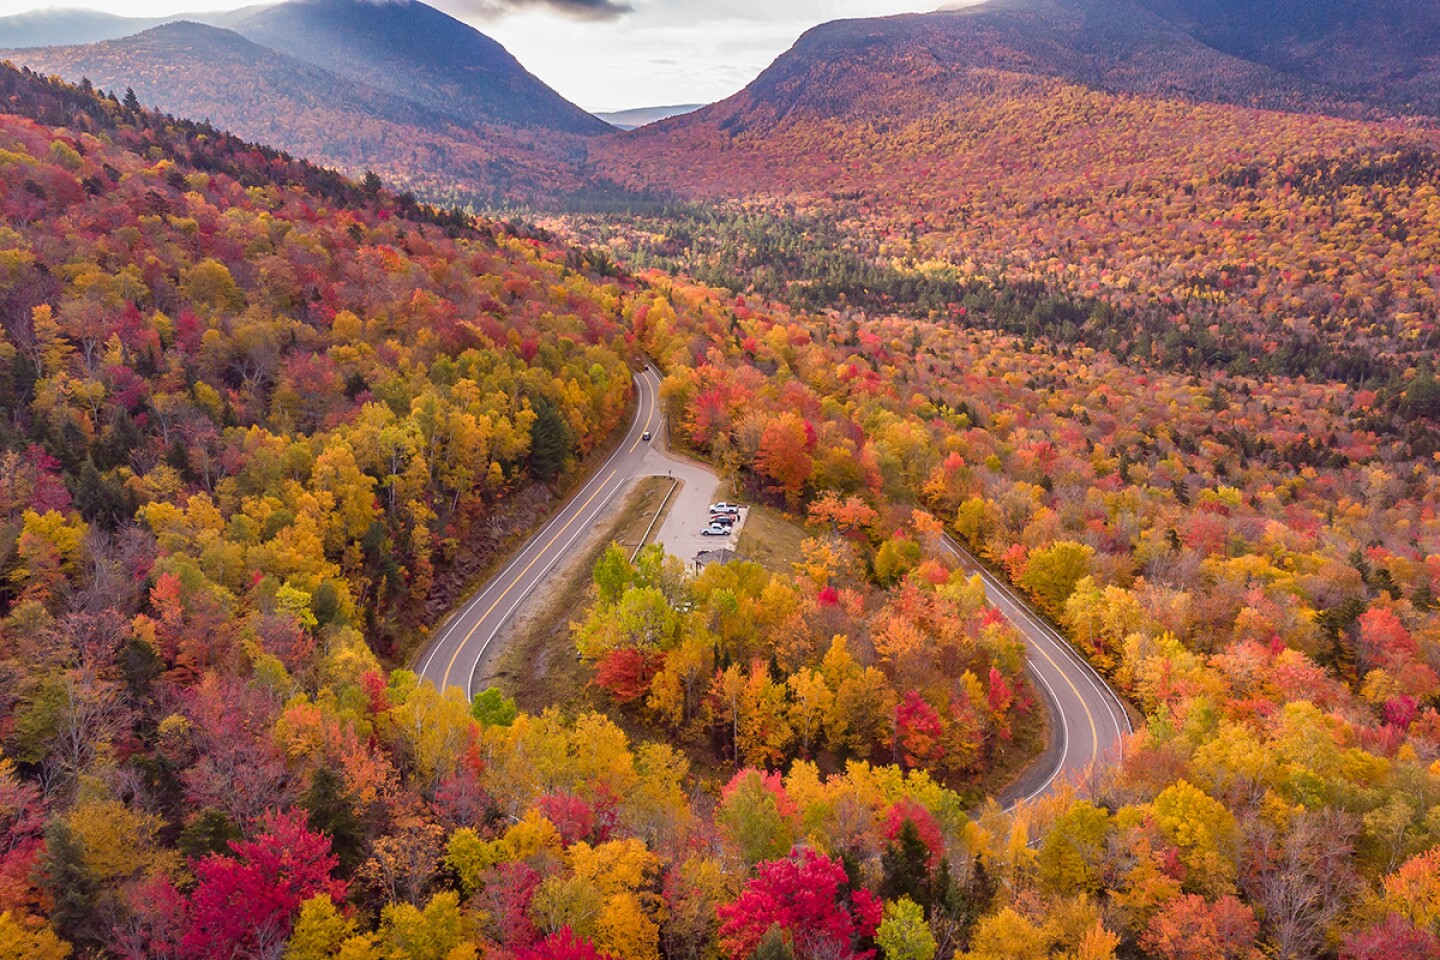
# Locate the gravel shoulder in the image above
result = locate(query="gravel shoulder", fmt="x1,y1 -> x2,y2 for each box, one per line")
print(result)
474,476 -> 671,704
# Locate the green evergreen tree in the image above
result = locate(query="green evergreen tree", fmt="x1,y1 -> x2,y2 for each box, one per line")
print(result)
302,765 -> 365,875
41,820 -> 99,945
71,459 -> 131,529
178,807 -> 242,860
98,408 -> 142,470
528,396 -> 573,483
120,634 -> 163,697
1403,367 -> 1440,420
881,819 -> 934,910
1413,582 -> 1437,613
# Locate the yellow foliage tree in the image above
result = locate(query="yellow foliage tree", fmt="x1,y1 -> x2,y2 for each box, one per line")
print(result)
0,912 -> 69,960
285,895 -> 355,960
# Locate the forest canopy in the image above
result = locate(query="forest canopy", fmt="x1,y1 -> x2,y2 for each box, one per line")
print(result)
3,40 -> 1440,960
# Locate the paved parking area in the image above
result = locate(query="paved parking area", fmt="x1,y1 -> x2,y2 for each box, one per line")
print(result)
637,446 -> 747,564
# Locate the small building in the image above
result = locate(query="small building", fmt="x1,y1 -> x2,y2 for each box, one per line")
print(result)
691,548 -> 736,573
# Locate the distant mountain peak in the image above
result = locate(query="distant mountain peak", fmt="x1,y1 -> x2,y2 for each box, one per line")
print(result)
0,0 -> 609,136
654,0 -> 1434,135
0,0 -> 610,205
223,0 -> 611,134
2,17 -> 440,125
595,104 -> 708,130
135,20 -> 247,42
0,7 -> 169,48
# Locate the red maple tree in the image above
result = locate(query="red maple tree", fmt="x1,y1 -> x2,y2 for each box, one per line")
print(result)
717,848 -> 881,960
178,808 -> 347,960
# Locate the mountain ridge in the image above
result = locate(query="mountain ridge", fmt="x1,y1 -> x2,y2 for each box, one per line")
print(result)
1134,0 -> 1440,115
646,0 -> 1391,138
594,104 -> 707,130
1,0 -> 615,204
0,7 -> 170,48
221,0 -> 610,135
2,0 -> 610,138
3,21 -> 459,147
588,0 -> 1440,374
1,18 -> 594,205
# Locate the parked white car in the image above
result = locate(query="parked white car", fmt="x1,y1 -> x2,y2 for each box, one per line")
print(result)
700,523 -> 730,537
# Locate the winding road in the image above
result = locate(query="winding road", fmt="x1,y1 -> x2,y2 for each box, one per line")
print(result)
416,366 -> 663,699
416,368 -> 1131,801
942,535 -> 1132,803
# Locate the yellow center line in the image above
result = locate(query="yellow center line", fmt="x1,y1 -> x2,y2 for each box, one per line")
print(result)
951,538 -> 1101,767
439,372 -> 655,694
1026,633 -> 1099,764
627,397 -> 656,452
440,467 -> 619,692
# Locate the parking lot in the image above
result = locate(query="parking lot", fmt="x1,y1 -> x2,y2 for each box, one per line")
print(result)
662,494 -> 747,567
637,447 -> 750,565
695,502 -> 746,544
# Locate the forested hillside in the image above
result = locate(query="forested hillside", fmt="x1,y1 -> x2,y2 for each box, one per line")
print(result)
1,0 -> 612,208
4,4 -> 1440,956
0,65 -> 640,956
219,0 -> 610,136
1135,0 -> 1440,115
616,267 -> 1440,960
2,21 -> 594,208
591,9 -> 1440,376
0,65 -> 1037,960
553,8 -> 1440,943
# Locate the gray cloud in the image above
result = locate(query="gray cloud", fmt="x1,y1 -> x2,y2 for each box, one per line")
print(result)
434,0 -> 632,21
480,1 -> 944,109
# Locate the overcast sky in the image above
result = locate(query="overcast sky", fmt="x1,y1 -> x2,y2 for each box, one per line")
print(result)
5,0 -> 955,110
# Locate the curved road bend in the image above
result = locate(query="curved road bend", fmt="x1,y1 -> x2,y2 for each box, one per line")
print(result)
415,366 -> 662,699
942,534 -> 1133,803
416,366 -> 1130,802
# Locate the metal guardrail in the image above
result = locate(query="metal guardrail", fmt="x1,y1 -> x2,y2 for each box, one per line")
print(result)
632,477 -> 680,562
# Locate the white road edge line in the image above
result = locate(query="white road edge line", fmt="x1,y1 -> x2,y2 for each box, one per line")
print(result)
954,537 -> 1132,738
464,466 -> 634,698
941,534 -> 1131,805
418,365 -> 1127,813
458,372 -> 660,694
1018,652 -> 1070,806
416,369 -> 657,685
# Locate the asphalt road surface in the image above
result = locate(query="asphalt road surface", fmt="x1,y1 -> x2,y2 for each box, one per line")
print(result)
415,366 -> 662,699
416,366 -> 1131,802
942,534 -> 1133,802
